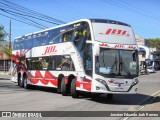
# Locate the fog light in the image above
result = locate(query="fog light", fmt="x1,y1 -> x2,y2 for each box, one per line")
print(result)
135,88 -> 138,91
96,86 -> 100,90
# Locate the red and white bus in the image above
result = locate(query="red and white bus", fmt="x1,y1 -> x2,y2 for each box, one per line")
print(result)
11,19 -> 139,99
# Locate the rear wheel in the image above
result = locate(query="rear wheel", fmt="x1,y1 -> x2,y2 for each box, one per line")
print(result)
61,77 -> 68,96
18,74 -> 24,88
71,78 -> 79,98
17,77 -> 20,86
23,77 -> 30,89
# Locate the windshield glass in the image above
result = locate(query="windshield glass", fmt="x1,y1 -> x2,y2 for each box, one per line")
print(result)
146,61 -> 153,66
96,48 -> 139,79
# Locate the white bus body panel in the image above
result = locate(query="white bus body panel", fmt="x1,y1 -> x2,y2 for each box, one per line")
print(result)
92,23 -> 136,45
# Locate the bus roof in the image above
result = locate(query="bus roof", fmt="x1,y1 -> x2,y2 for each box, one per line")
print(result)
14,18 -> 131,40
90,19 -> 130,27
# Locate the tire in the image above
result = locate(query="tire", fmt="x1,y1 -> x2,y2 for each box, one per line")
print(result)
18,77 -> 20,86
23,77 -> 30,89
61,77 -> 68,96
107,94 -> 113,100
18,74 -> 24,88
71,78 -> 79,98
57,75 -> 63,93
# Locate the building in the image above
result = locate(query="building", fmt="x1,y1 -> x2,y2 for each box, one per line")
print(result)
135,35 -> 145,46
135,35 -> 159,61
0,41 -> 11,72
135,35 -> 146,62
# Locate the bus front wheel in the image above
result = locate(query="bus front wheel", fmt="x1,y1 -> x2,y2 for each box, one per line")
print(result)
23,77 -> 30,89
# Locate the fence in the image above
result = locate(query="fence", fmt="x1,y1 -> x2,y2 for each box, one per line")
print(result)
0,60 -> 10,71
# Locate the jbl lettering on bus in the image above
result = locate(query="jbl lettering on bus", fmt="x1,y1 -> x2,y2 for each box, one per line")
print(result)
42,46 -> 57,55
100,28 -> 130,37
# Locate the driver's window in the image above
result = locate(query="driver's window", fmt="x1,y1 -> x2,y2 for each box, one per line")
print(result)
83,44 -> 93,76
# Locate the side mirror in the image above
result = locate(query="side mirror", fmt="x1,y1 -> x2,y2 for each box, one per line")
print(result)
86,40 -> 92,44
86,40 -> 100,56
94,43 -> 100,56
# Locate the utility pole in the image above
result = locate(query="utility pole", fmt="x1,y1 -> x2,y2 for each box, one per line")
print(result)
9,20 -> 11,49
8,20 -> 12,74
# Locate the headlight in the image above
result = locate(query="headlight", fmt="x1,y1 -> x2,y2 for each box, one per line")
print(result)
133,78 -> 139,85
95,78 -> 107,86
95,78 -> 110,91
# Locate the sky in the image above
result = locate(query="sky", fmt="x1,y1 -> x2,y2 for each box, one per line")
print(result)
0,0 -> 160,41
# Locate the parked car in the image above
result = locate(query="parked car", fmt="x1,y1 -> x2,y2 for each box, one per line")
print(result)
139,61 -> 149,75
145,59 -> 155,73
154,59 -> 160,70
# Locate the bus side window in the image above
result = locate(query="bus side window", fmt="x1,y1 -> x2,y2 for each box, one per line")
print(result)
41,37 -> 47,45
73,29 -> 81,45
49,29 -> 60,44
62,31 -> 73,42
34,39 -> 40,47
14,43 -> 18,50
63,34 -> 68,42
25,39 -> 33,49
83,44 -> 93,76
40,57 -> 49,70
73,22 -> 90,51
55,55 -> 75,71
27,58 -> 39,70
48,56 -> 56,70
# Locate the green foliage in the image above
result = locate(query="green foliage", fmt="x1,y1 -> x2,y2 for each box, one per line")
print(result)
156,49 -> 160,56
146,38 -> 160,49
0,25 -> 6,41
3,46 -> 12,59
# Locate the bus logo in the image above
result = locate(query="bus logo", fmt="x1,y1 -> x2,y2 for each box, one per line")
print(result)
115,44 -> 124,48
128,45 -> 136,49
99,28 -> 130,37
42,46 -> 57,55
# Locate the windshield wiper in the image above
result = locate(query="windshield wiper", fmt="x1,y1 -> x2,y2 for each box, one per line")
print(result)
110,55 -> 118,72
120,61 -> 131,76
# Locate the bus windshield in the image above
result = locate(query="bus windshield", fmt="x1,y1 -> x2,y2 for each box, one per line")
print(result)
96,48 -> 139,79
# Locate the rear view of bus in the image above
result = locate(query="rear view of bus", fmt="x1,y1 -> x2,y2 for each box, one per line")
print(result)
90,19 -> 139,96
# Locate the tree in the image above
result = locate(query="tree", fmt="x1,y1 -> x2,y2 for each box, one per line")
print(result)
146,38 -> 160,58
146,38 -> 160,49
3,46 -> 12,59
155,49 -> 160,56
0,25 -> 6,41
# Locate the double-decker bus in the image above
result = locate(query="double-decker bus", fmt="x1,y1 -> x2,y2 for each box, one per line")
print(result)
11,19 -> 139,99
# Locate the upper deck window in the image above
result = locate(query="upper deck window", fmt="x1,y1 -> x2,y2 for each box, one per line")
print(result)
13,20 -> 92,50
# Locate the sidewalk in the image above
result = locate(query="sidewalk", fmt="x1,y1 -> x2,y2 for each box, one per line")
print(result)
0,70 -> 10,75
0,73 -> 11,78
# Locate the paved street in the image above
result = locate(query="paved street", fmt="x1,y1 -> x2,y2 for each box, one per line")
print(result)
0,72 -> 160,120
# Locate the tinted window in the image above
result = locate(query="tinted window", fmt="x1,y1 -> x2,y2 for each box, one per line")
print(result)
48,29 -> 61,44
55,55 -> 75,71
26,55 -> 75,71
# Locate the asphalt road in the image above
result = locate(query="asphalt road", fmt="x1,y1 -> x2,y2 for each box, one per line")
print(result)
0,71 -> 160,120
